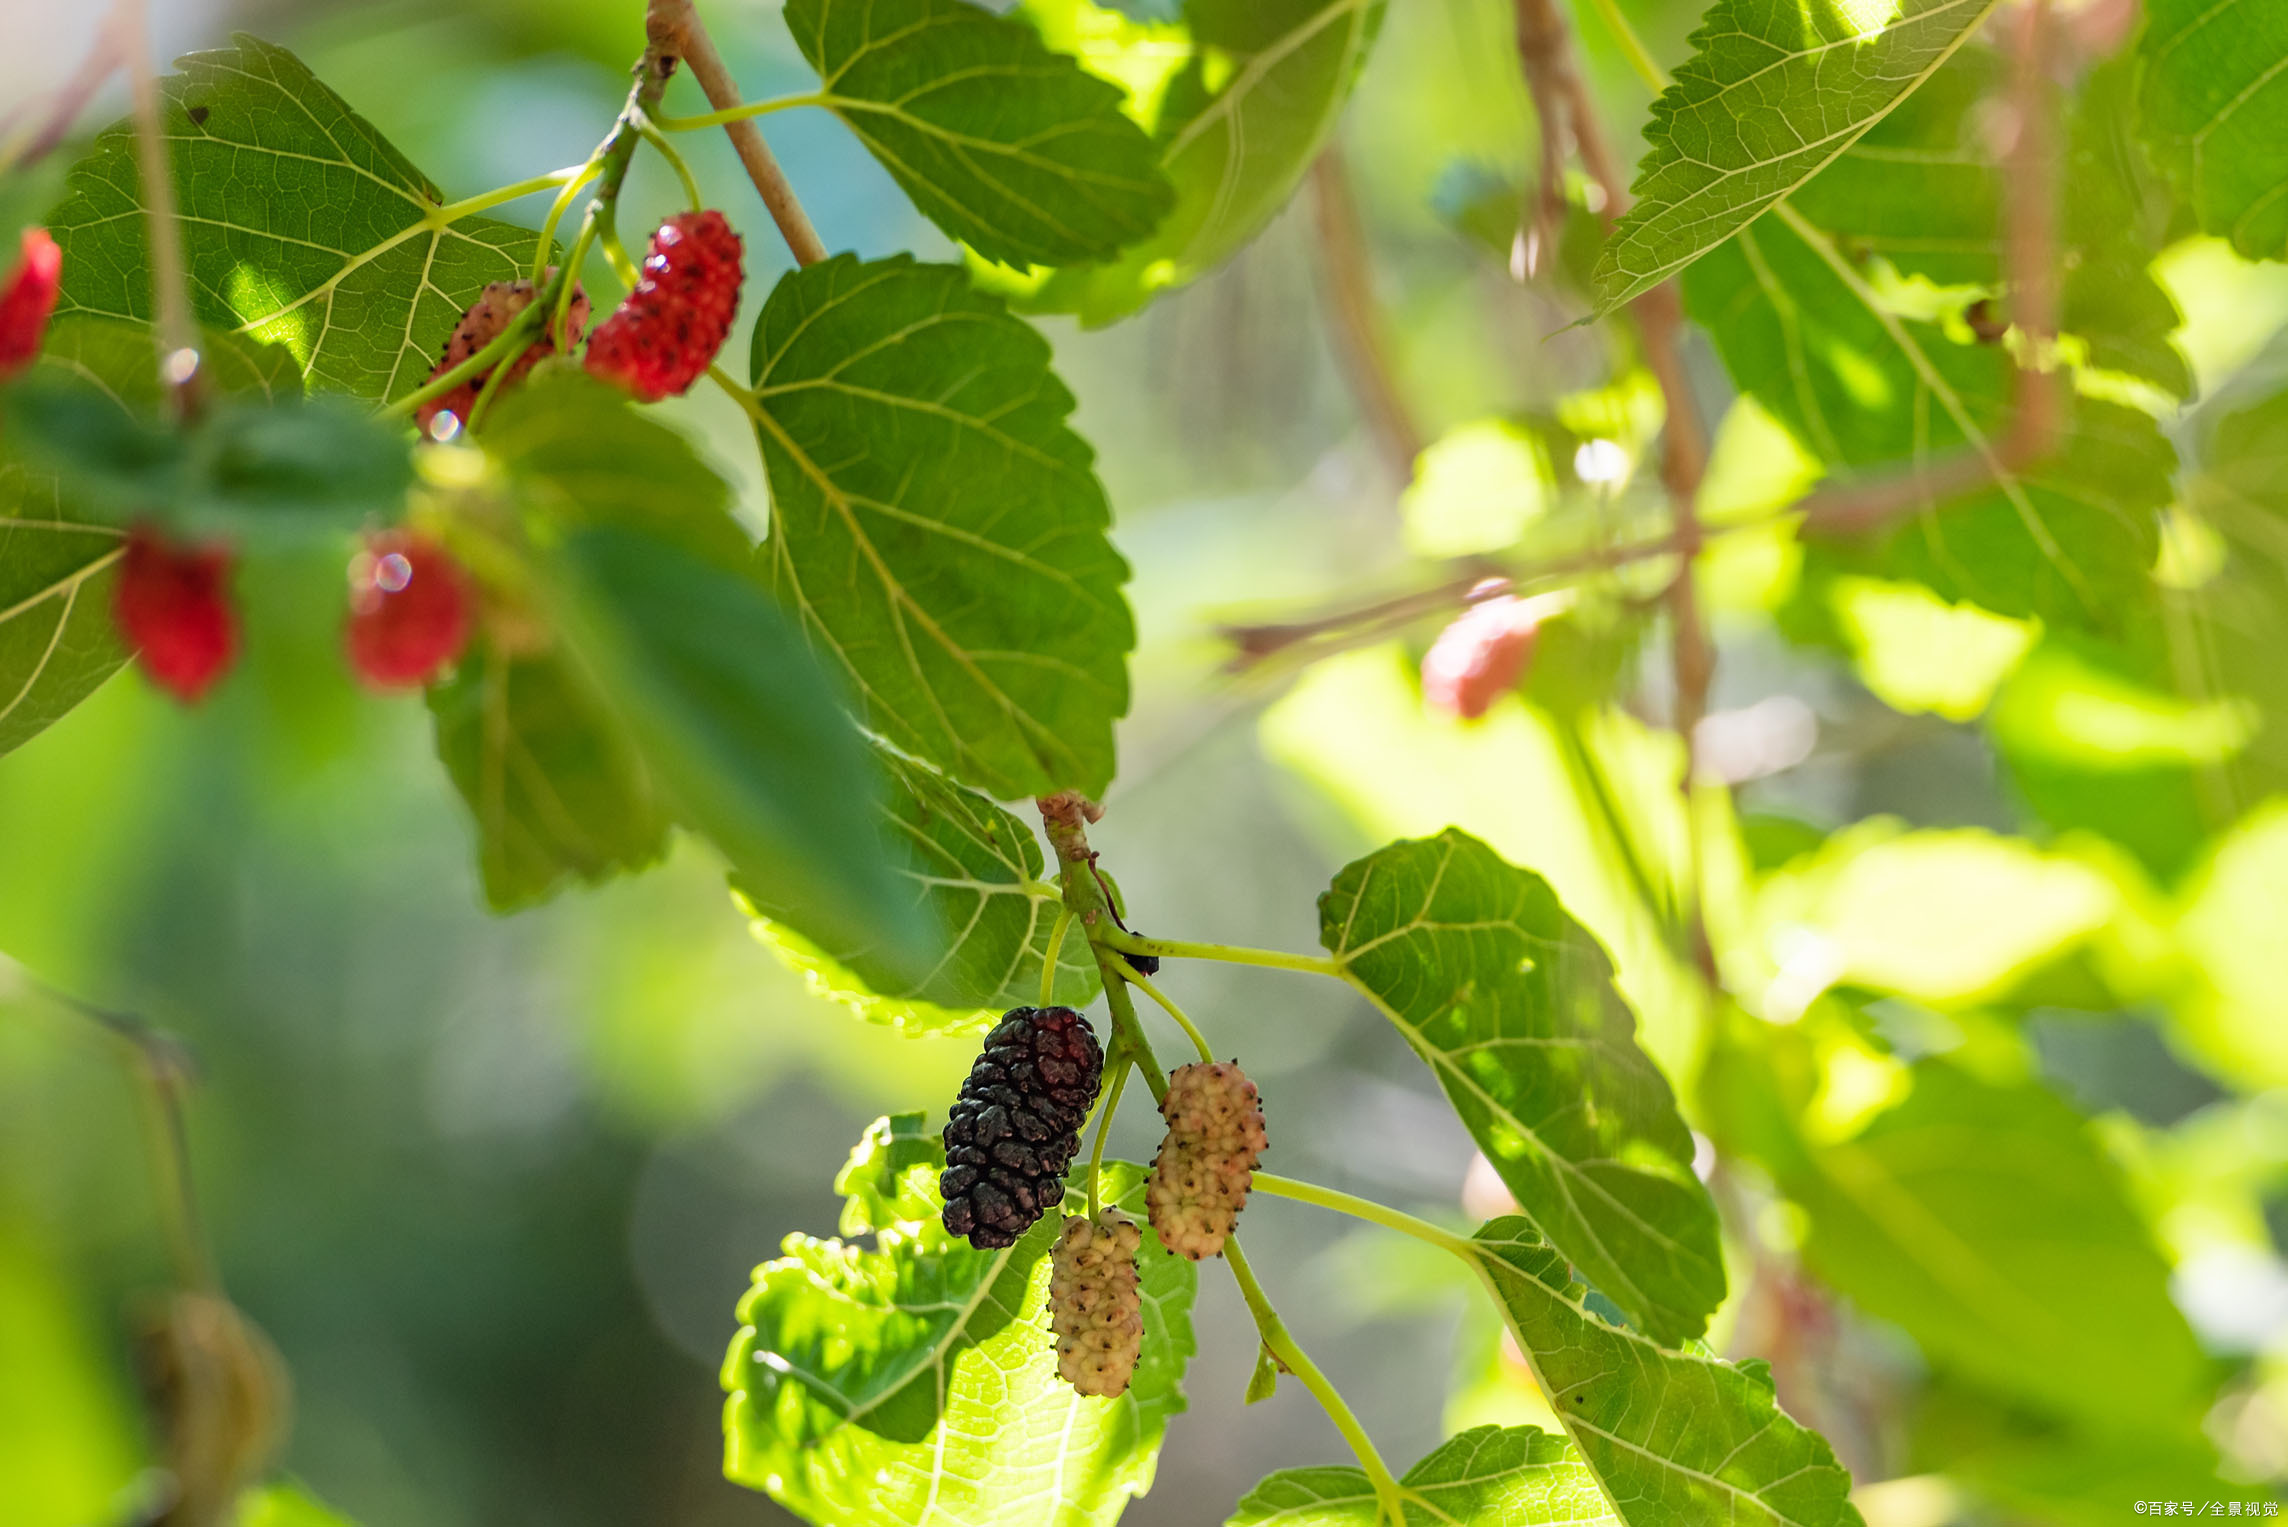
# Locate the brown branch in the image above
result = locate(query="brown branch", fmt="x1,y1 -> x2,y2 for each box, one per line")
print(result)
645,0 -> 827,266
1309,146 -> 1425,481
0,18 -> 121,175
1516,0 -> 1716,979
121,0 -> 202,421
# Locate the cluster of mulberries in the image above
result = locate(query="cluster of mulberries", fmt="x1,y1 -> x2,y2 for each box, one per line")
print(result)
1048,1210 -> 1144,1398
1147,1061 -> 1267,1260
584,210 -> 745,402
940,1007 -> 1103,1249
414,275 -> 588,437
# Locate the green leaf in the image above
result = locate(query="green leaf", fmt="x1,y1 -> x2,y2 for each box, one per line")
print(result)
1705,1046 -> 2212,1434
234,1481 -> 362,1527
2139,0 -> 2288,262
996,0 -> 1386,325
1910,1373 -> 2242,1522
426,640 -> 672,911
549,525 -> 924,968
785,0 -> 1172,269
742,746 -> 1101,1035
421,372 -> 753,910
1684,207 -> 2170,632
1749,821 -> 2119,1009
47,34 -> 535,402
1592,0 -> 2002,311
2177,798 -> 2288,1090
1473,1220 -> 1864,1527
749,255 -> 1132,799
0,318 -> 300,758
1318,830 -> 1725,1346
480,371 -> 754,565
723,1117 -> 1196,1527
7,385 -> 410,545
1227,1426 -> 1620,1526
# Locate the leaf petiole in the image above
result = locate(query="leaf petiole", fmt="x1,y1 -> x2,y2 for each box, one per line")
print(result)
651,93 -> 823,132
632,110 -> 705,211
430,163 -> 595,227
1251,1172 -> 1479,1261
1091,926 -> 1341,980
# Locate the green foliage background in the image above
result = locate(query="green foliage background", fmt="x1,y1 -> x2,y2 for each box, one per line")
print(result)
3,0 -> 2287,1523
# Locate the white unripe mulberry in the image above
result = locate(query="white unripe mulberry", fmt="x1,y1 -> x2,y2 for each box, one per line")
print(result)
1147,1061 -> 1267,1261
1048,1210 -> 1144,1398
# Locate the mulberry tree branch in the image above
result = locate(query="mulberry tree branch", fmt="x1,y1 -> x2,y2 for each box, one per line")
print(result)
645,0 -> 828,267
1515,0 -> 1717,979
1310,146 -> 1425,481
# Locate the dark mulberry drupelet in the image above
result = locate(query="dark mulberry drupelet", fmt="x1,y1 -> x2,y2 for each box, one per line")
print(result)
941,1006 -> 1103,1249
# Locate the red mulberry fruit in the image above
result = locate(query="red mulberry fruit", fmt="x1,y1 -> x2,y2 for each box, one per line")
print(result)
941,1006 -> 1102,1249
344,531 -> 474,689
0,227 -> 61,379
1049,1209 -> 1143,1398
1421,593 -> 1542,720
113,527 -> 238,703
583,211 -> 743,402
1147,1061 -> 1266,1260
415,276 -> 588,437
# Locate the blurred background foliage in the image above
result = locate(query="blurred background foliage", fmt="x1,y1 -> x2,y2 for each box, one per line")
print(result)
4,0 -> 2287,1523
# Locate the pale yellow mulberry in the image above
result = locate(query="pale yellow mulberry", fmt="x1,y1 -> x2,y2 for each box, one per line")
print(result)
1147,1061 -> 1267,1260
1048,1210 -> 1144,1398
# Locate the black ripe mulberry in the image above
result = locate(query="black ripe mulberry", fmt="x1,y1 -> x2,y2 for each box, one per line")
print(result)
941,1007 -> 1103,1249
1049,1209 -> 1143,1398
1147,1061 -> 1267,1260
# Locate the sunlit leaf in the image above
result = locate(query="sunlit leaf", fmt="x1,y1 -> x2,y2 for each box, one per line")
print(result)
1473,1219 -> 1863,1527
1686,205 -> 2170,633
47,35 -> 535,401
996,0 -> 1386,324
1593,0 -> 2004,311
786,0 -> 1172,268
2176,798 -> 2288,1090
749,255 -> 1132,799
1751,822 -> 2120,1009
2139,0 -> 2288,263
723,1115 -> 1195,1527
1708,1044 -> 2212,1434
1227,1425 -> 1619,1526
1320,830 -> 1724,1345
741,747 -> 1102,1036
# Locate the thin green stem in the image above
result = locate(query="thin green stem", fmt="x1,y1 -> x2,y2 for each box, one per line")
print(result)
599,215 -> 641,286
552,213 -> 601,339
433,164 -> 592,225
633,110 -> 704,210
533,153 -> 604,285
652,93 -> 823,132
1225,1236 -> 1409,1525
1580,0 -> 1669,92
1041,908 -> 1075,1008
1253,1172 -> 1479,1260
383,314 -> 544,424
1123,967 -> 1216,1065
1084,1062 -> 1127,1220
1091,926 -> 1341,980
